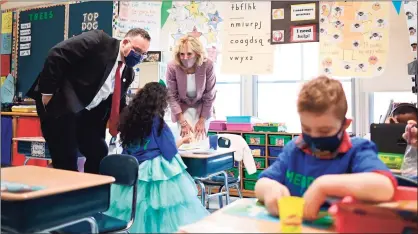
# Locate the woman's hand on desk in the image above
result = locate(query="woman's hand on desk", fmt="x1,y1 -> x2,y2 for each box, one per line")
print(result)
194,118 -> 206,140
180,120 -> 194,137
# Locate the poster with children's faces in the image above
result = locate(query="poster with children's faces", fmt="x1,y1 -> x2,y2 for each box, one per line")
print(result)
319,1 -> 390,78
403,1 -> 417,53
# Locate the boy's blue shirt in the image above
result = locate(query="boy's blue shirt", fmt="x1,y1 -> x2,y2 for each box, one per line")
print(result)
259,137 -> 391,197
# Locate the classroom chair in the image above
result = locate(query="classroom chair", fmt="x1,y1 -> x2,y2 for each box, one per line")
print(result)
395,174 -> 418,187
58,154 -> 139,234
201,136 -> 243,209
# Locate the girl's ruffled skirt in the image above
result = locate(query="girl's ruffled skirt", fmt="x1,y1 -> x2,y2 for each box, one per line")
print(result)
105,154 -> 209,233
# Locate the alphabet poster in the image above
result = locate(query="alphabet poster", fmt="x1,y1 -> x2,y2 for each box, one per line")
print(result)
319,1 -> 390,78
270,1 -> 319,44
221,1 -> 274,75
113,1 -> 161,50
403,1 -> 417,53
68,1 -> 114,37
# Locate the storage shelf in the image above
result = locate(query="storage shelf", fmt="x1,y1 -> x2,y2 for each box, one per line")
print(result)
209,130 -> 298,196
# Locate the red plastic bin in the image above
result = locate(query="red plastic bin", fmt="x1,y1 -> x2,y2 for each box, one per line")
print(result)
333,186 -> 418,233
226,123 -> 253,132
209,120 -> 227,131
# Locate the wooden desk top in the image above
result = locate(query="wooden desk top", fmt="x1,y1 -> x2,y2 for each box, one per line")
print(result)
179,199 -> 335,233
1,166 -> 115,201
179,148 -> 235,159
13,137 -> 45,142
1,111 -> 38,117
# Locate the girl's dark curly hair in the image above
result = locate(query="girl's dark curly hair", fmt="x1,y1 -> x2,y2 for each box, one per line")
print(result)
118,82 -> 168,147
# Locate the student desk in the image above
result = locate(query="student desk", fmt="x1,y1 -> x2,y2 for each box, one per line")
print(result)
1,166 -> 115,233
180,148 -> 236,206
178,198 -> 336,233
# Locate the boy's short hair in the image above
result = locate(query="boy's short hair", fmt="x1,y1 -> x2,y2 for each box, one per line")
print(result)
297,75 -> 347,120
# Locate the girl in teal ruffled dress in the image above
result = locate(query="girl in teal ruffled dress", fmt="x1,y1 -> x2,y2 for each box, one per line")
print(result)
106,82 -> 209,233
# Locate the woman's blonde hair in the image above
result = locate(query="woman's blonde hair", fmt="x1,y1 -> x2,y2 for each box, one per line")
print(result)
173,35 -> 207,67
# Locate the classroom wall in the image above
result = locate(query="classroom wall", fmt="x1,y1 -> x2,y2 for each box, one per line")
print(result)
1,2 -> 51,10
361,5 -> 416,92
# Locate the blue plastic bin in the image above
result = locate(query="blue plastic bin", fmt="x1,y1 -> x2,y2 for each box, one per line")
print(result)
226,116 -> 253,123
268,146 -> 283,157
249,145 -> 266,156
268,157 -> 277,166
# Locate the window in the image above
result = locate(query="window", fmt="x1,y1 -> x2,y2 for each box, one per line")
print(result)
256,43 -> 354,133
371,92 -> 417,123
213,54 -> 241,119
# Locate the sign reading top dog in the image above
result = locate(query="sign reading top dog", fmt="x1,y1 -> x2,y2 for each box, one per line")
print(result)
270,1 -> 319,45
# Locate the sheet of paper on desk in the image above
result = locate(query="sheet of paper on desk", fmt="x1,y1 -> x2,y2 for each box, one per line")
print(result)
179,220 -> 257,233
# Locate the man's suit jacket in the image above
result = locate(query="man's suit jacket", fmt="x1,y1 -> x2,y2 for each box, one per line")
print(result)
27,30 -> 134,118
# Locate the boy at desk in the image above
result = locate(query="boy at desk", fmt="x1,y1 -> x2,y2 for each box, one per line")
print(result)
255,76 -> 397,220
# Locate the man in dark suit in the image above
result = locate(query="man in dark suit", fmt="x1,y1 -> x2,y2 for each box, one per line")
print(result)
27,28 -> 150,174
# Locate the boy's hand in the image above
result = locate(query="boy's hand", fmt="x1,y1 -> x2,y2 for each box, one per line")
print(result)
181,135 -> 192,144
302,176 -> 328,220
264,184 -> 290,216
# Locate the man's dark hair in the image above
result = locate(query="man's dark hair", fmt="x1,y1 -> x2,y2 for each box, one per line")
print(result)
125,28 -> 151,41
392,103 -> 418,118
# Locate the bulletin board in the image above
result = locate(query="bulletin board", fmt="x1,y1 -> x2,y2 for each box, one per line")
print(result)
16,5 -> 66,96
68,1 -> 114,38
270,1 -> 319,44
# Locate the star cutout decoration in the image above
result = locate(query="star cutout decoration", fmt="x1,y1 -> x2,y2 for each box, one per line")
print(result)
172,29 -> 185,41
208,11 -> 223,29
204,27 -> 217,44
185,1 -> 200,17
188,26 -> 202,38
196,12 -> 209,24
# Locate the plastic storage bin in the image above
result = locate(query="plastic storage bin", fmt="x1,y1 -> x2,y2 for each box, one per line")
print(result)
268,135 -> 292,146
249,145 -> 266,156
226,123 -> 253,131
226,116 -> 257,123
244,134 -> 266,145
209,120 -> 227,131
378,153 -> 404,169
244,180 -> 256,191
268,157 -> 276,166
254,158 -> 266,169
333,186 -> 417,233
244,169 -> 263,180
253,125 -> 278,132
226,167 -> 239,179
268,146 -> 283,157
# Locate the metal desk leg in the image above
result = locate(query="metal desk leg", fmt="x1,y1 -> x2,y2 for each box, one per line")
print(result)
195,179 -> 206,206
221,171 -> 230,205
40,216 -> 98,233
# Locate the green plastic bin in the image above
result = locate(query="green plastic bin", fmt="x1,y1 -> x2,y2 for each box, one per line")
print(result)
253,126 -> 278,132
244,134 -> 266,145
378,153 -> 404,169
268,135 -> 291,146
244,169 -> 263,180
207,132 -> 217,136
254,158 -> 266,169
226,167 -> 240,178
244,180 -> 256,191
